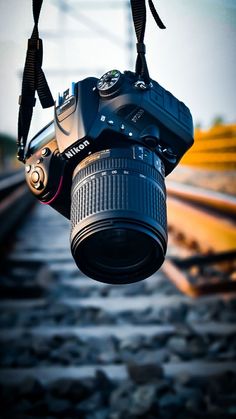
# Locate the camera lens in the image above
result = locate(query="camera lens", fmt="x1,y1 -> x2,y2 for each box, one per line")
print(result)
70,146 -> 167,284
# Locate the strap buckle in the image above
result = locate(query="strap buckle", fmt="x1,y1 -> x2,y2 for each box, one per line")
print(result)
134,80 -> 153,90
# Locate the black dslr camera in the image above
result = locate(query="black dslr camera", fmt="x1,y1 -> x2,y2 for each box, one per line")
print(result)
25,69 -> 193,284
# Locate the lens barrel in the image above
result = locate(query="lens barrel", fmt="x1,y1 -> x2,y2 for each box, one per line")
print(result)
70,146 -> 167,284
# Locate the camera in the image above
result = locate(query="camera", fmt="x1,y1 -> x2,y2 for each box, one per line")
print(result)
24,69 -> 193,284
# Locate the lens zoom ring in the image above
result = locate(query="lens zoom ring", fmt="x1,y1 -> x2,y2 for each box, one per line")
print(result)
71,162 -> 166,232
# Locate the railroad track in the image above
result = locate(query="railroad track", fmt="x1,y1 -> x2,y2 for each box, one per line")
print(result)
180,123 -> 236,169
165,181 -> 236,297
0,183 -> 236,418
0,170 -> 35,246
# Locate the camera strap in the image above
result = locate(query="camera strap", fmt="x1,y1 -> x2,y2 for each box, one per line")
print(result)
130,0 -> 166,84
17,0 -> 54,162
17,0 -> 165,161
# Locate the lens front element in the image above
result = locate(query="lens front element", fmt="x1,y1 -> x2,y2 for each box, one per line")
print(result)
70,147 -> 167,284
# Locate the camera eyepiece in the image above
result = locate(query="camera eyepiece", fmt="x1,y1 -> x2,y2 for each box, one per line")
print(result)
70,146 -> 167,284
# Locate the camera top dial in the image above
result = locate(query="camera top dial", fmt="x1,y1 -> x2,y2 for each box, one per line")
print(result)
97,70 -> 122,97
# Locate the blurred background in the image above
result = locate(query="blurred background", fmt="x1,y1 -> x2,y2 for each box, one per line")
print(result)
0,1 -> 236,418
1,0 -> 235,256
0,0 -> 236,171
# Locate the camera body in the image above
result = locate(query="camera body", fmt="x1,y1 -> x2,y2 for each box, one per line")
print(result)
24,70 -> 193,283
25,70 -> 193,218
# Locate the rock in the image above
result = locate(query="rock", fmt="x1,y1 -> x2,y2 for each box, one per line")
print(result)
123,283 -> 145,296
14,398 -> 32,413
185,337 -> 206,358
218,350 -> 236,360
175,324 -> 193,337
186,308 -> 201,323
148,333 -> 169,349
219,309 -> 236,322
76,392 -> 103,413
0,351 -> 15,367
96,338 -> 119,364
208,339 -> 226,355
159,392 -> 183,413
159,392 -> 180,407
167,336 -> 188,356
168,354 -> 182,362
119,334 -> 144,352
95,370 -> 114,403
175,372 -> 192,386
17,376 -> 45,400
175,385 -> 204,406
16,352 -> 37,367
61,339 -> 81,356
109,412 -> 128,419
129,348 -> 169,365
155,379 -> 172,397
48,378 -> 72,398
46,396 -> 72,416
35,265 -> 55,289
48,378 -> 88,402
49,348 -> 63,362
129,384 -> 157,416
86,408 -> 110,419
23,399 -> 50,417
109,381 -> 145,419
157,305 -> 187,323
109,381 -> 134,412
31,336 -> 51,358
127,363 -> 164,384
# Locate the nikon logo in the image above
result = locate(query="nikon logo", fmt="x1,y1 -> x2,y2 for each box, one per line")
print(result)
65,140 -> 90,159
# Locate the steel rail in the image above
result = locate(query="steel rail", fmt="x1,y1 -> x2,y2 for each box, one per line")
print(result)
0,171 -> 35,246
167,193 -> 236,253
167,180 -> 236,218
165,182 -> 236,297
0,170 -> 25,200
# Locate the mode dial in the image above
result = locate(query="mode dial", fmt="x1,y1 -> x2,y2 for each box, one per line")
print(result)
97,70 -> 122,97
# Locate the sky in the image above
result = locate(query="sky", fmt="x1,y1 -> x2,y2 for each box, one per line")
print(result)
0,0 -> 235,139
